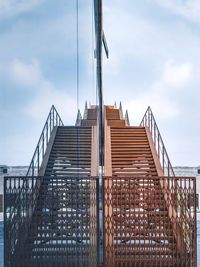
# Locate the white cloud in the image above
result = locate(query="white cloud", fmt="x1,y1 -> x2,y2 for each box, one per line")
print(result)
126,87 -> 179,124
0,0 -> 45,19
10,59 -> 42,86
163,61 -> 194,88
155,0 -> 200,22
17,59 -> 77,124
26,81 -> 77,124
9,58 -> 77,123
126,61 -> 194,122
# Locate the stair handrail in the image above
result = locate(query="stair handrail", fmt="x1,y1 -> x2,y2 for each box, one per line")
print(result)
140,106 -> 175,176
26,105 -> 64,176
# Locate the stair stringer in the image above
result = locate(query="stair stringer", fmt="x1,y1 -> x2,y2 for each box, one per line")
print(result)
145,126 -> 187,259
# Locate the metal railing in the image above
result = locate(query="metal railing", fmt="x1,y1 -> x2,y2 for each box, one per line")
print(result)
4,175 -> 196,267
140,106 -> 175,176
124,110 -> 130,126
27,105 -> 64,176
119,102 -> 123,120
4,175 -> 98,267
103,176 -> 196,267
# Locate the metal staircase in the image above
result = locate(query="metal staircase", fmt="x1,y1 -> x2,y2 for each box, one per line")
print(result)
110,126 -> 157,176
103,105 -> 196,267
104,106 -> 175,266
45,126 -> 92,176
4,104 -> 196,267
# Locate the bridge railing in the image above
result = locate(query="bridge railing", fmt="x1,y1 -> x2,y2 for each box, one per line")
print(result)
4,175 -> 196,267
140,106 -> 175,176
27,105 -> 64,176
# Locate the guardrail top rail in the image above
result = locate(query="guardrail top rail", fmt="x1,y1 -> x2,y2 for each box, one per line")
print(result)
140,106 -> 175,176
26,105 -> 64,176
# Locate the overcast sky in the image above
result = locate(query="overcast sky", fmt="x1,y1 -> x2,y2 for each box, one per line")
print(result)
0,0 -> 200,167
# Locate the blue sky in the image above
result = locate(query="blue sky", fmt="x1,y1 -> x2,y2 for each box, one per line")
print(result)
0,0 -> 200,166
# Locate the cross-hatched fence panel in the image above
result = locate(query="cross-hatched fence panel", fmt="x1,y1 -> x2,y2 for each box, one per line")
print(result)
4,175 -> 196,267
4,176 -> 99,267
103,176 -> 196,267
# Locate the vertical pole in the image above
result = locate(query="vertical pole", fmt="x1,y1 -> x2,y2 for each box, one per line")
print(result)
94,0 -> 104,266
32,161 -> 34,177
94,0 -> 104,167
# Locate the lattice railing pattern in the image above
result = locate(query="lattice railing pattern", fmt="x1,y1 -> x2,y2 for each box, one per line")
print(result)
103,176 -> 196,267
4,176 -> 98,267
4,175 -> 196,267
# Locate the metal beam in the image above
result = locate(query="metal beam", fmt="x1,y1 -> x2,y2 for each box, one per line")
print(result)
94,0 -> 104,168
94,1 -> 104,266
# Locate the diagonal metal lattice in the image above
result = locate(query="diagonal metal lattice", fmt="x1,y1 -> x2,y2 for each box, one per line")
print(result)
4,175 -> 196,267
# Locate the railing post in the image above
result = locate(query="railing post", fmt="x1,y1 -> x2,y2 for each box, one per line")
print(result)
53,108 -> 55,128
150,110 -> 152,133
158,135 -> 160,159
162,149 -> 165,174
32,161 -> 34,176
56,113 -> 58,126
168,160 -> 170,176
46,123 -> 48,147
50,110 -> 52,132
37,145 -> 39,175
42,132 -> 44,158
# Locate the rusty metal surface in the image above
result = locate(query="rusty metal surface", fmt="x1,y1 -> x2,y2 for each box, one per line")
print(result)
103,176 -> 196,267
4,175 -> 196,267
